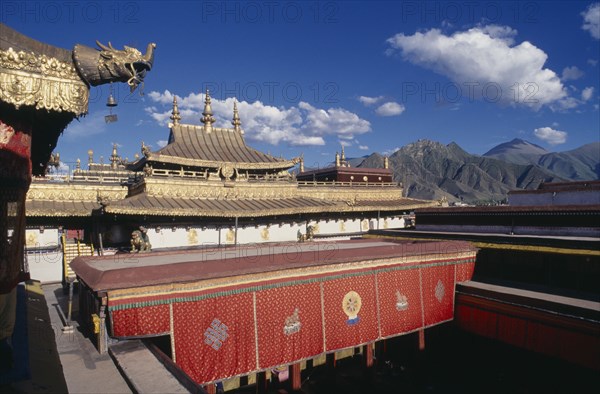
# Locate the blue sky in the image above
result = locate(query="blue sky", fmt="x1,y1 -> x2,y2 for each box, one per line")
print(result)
2,1 -> 599,169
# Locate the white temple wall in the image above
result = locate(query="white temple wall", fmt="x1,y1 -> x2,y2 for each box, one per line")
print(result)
109,213 -> 408,250
149,226 -> 221,249
25,228 -> 59,249
27,250 -> 62,283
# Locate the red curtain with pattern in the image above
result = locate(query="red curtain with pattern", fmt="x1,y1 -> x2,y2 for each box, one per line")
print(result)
255,282 -> 324,369
322,275 -> 379,351
111,304 -> 170,337
173,292 -> 256,384
377,268 -> 423,337
421,264 -> 455,327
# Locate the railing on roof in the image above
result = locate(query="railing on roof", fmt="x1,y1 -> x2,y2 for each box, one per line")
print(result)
149,168 -> 209,179
297,181 -> 399,188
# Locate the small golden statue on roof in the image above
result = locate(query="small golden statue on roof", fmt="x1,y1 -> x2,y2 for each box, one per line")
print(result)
131,226 -> 151,253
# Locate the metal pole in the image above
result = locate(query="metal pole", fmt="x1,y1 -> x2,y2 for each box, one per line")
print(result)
98,232 -> 104,256
234,217 -> 238,246
62,277 -> 74,333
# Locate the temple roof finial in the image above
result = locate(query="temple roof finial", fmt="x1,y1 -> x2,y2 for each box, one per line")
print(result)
201,88 -> 216,132
110,143 -> 119,169
341,145 -> 346,163
232,99 -> 242,134
170,95 -> 181,126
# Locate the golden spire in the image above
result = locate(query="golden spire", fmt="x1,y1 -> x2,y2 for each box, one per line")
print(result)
384,155 -> 389,169
232,100 -> 242,133
170,95 -> 181,126
335,151 -> 341,167
341,145 -> 346,164
110,143 -> 119,169
76,158 -> 81,170
87,149 -> 94,166
201,89 -> 215,132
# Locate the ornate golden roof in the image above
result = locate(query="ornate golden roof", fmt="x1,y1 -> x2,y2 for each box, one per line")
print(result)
26,200 -> 100,217
103,194 -> 433,217
134,122 -> 299,170
131,91 -> 299,171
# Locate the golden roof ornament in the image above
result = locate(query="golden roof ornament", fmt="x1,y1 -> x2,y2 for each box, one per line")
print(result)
201,89 -> 216,132
384,156 -> 389,169
88,149 -> 94,165
110,143 -> 119,168
141,141 -> 151,158
299,155 -> 305,173
170,95 -> 181,126
341,145 -> 346,166
232,100 -> 242,134
335,151 -> 341,167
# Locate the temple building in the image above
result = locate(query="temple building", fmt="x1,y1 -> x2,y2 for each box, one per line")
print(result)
24,90 -> 438,283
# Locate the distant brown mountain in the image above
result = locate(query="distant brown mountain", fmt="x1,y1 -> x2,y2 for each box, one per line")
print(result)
484,139 -> 600,180
356,139 -> 599,204
483,138 -> 549,165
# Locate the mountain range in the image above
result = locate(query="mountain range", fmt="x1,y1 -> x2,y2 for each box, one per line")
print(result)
356,138 -> 600,204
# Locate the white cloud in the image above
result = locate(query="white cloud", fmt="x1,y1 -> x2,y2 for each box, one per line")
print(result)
386,25 -> 568,110
562,66 -> 584,81
358,95 -> 384,106
382,147 -> 401,156
582,86 -> 595,101
156,140 -> 168,148
582,3 -> 600,39
375,102 -> 405,116
588,59 -> 598,66
64,112 -> 108,139
478,24 -> 518,45
359,145 -> 369,150
146,91 -> 371,147
534,126 -> 567,145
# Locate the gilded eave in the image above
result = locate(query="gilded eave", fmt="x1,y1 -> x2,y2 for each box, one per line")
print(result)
25,180 -> 128,217
0,46 -> 88,115
136,154 -> 300,171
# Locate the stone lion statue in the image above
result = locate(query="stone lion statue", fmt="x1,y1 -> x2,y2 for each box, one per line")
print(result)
130,227 -> 151,253
297,225 -> 315,242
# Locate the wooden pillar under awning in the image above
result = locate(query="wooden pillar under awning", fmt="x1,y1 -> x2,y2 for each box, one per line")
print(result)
290,362 -> 301,390
419,329 -> 425,350
256,371 -> 268,394
205,383 -> 216,394
326,352 -> 336,369
363,343 -> 374,368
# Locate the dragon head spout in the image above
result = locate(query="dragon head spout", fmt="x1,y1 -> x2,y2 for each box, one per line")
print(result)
74,41 -> 156,92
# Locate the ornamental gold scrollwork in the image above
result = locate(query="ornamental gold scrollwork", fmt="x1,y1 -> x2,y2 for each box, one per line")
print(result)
220,165 -> 235,180
0,48 -> 80,80
0,48 -> 89,114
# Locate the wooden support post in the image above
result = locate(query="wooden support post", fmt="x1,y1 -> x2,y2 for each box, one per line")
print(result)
419,329 -> 425,351
363,343 -> 374,368
205,383 -> 216,394
374,340 -> 384,367
256,371 -> 268,394
326,352 -> 336,369
290,362 -> 301,391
